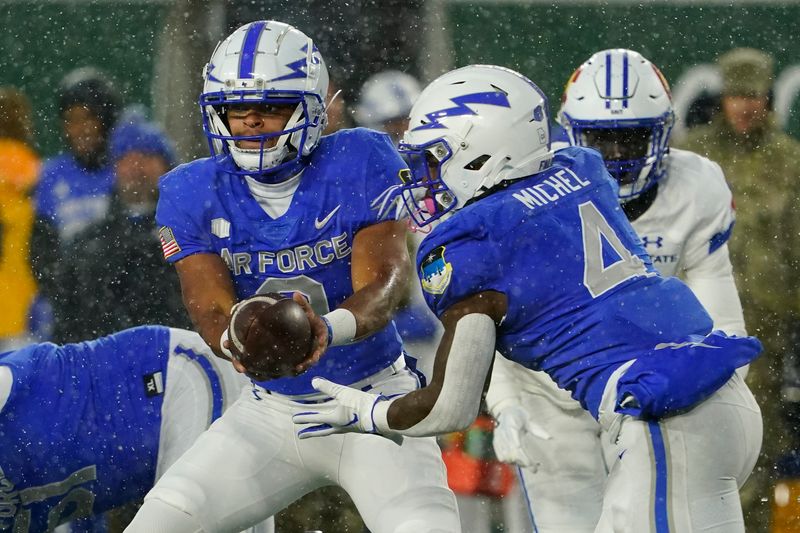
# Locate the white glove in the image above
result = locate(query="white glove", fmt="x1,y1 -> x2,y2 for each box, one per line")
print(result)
292,377 -> 403,444
492,404 -> 552,468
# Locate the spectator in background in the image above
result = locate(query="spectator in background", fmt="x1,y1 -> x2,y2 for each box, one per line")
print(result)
58,114 -> 189,341
677,47 -> 800,533
0,87 -> 40,351
31,67 -> 121,342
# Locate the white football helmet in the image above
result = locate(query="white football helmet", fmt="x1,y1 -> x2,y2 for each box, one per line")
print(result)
200,20 -> 329,182
558,49 -> 674,200
354,70 -> 421,129
395,65 -> 552,228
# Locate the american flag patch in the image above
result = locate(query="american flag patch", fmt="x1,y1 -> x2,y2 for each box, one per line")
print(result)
159,226 -> 181,259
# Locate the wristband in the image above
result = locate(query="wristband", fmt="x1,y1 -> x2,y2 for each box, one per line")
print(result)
371,395 -> 394,434
321,308 -> 357,347
219,328 -> 234,359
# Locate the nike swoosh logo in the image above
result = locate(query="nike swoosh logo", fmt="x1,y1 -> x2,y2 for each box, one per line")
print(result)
314,205 -> 341,230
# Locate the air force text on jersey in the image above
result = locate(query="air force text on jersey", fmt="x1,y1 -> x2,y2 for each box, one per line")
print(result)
511,167 -> 591,210
220,231 -> 352,276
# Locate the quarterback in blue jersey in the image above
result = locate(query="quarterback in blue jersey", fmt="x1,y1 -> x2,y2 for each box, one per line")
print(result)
293,65 -> 764,533
125,21 -> 458,533
0,326 -> 272,533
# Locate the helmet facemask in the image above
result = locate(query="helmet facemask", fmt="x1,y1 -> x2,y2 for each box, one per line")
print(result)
200,21 -> 329,183
200,91 -> 326,183
565,114 -> 674,200
388,65 -> 553,228
396,139 -> 457,230
558,49 -> 675,201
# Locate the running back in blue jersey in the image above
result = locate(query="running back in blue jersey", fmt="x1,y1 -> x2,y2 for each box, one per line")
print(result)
0,326 -> 170,532
417,147 -> 716,417
157,128 -> 405,395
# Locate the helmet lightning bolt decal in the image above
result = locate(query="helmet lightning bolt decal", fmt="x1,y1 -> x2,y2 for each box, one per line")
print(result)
412,91 -> 510,131
271,58 -> 308,82
271,44 -> 320,82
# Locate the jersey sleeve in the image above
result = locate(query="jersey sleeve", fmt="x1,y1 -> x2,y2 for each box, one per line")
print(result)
357,129 -> 407,228
155,171 -> 214,264
678,157 -> 745,335
677,158 -> 734,270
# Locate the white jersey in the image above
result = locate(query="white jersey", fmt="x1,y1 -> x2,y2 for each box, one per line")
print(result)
488,148 -> 746,410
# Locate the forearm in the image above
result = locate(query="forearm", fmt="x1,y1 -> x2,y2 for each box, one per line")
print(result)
186,298 -> 233,355
338,270 -> 409,339
175,254 -> 238,357
374,313 -> 496,436
337,219 -> 412,341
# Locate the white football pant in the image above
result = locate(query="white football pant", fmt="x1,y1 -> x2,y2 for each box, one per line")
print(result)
596,369 -> 761,533
126,363 -> 460,533
513,369 -> 761,533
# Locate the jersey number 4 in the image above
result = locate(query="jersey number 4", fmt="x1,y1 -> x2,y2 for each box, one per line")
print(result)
579,201 -> 650,298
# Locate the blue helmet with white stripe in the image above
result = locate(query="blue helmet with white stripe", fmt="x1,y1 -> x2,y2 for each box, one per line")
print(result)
200,21 -> 329,182
558,49 -> 674,201
395,65 -> 553,228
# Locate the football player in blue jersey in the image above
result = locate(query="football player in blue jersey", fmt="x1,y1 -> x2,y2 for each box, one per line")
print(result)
486,49 -> 751,532
124,20 -> 459,533
0,326 -> 272,533
292,64 -> 764,533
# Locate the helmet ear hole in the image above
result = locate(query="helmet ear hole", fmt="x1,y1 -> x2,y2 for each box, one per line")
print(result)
465,154 -> 491,171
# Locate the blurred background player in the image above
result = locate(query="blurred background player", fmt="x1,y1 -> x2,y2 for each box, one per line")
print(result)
0,325 -> 272,533
485,49 -> 748,532
54,111 -> 189,341
0,86 -> 40,351
293,63 -> 762,533
354,70 -> 422,145
677,48 -> 800,533
125,21 -> 459,533
31,67 -> 121,343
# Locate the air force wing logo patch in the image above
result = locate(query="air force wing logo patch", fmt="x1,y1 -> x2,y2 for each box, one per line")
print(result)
420,246 -> 452,295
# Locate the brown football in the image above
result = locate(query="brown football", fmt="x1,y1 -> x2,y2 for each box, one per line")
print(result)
228,293 -> 314,380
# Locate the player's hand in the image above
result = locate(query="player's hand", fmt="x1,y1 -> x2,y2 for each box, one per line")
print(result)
219,316 -> 248,372
292,292 -> 328,374
292,377 -> 403,444
492,405 -> 551,468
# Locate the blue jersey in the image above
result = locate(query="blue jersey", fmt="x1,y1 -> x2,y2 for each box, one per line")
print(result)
0,326 -> 170,532
35,154 -> 116,242
156,128 -> 406,394
417,147 -> 716,417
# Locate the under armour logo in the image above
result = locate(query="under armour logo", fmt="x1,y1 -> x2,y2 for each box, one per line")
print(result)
641,236 -> 664,248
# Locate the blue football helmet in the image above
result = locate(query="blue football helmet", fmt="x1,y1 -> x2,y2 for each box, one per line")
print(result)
389,65 -> 553,229
200,21 -> 329,183
558,49 -> 674,201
